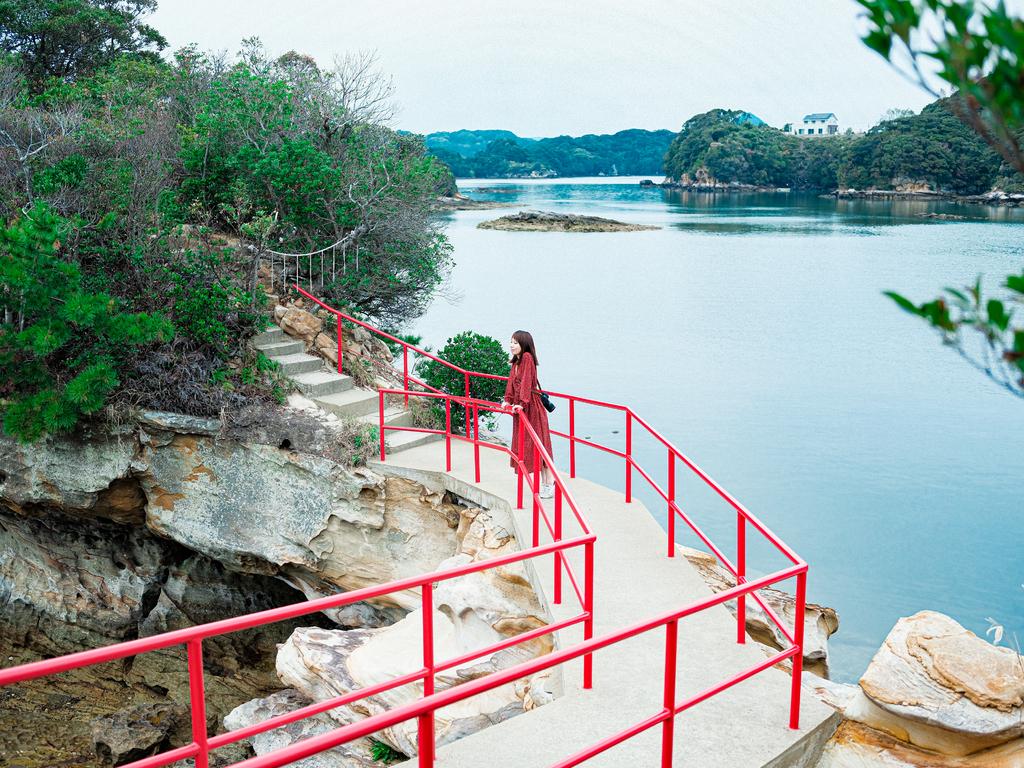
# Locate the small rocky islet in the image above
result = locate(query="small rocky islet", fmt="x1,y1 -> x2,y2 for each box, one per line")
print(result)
477,210 -> 660,232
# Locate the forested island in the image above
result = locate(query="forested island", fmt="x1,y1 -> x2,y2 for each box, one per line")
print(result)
663,100 -> 1023,197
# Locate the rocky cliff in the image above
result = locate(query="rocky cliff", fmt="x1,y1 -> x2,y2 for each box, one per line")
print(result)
0,405 -> 550,766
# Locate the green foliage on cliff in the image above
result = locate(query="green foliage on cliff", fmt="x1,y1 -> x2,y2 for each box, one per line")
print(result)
841,101 -> 1001,194
663,101 -> 1005,194
0,203 -> 171,441
428,129 -> 675,178
176,44 -> 452,326
0,6 -> 452,439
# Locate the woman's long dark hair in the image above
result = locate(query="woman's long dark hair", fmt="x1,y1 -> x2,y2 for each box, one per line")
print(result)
511,330 -> 538,366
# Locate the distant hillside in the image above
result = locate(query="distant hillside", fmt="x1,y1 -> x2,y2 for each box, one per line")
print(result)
425,128 -> 675,178
424,130 -> 536,158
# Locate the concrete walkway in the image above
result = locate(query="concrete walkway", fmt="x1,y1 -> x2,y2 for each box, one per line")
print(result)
372,439 -> 837,768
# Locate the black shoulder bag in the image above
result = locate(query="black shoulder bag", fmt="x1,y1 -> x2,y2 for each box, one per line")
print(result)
537,378 -> 556,413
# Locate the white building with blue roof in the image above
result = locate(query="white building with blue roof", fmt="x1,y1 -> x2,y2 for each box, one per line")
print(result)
784,113 -> 840,136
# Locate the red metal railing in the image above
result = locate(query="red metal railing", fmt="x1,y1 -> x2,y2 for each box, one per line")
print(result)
295,284 -> 806,693
300,284 -> 809,725
0,286 -> 810,768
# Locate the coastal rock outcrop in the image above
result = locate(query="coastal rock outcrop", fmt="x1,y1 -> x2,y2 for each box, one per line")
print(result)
810,611 -> 1024,765
0,409 -> 551,766
678,545 -> 839,673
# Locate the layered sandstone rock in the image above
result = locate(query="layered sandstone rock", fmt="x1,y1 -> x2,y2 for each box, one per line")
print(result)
810,611 -> 1024,765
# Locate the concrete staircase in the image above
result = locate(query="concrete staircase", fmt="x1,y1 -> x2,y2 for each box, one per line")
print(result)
253,326 -> 439,453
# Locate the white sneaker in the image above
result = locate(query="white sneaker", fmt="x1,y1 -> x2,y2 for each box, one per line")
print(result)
539,483 -> 554,499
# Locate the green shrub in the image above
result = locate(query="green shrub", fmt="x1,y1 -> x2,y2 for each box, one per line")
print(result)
368,737 -> 405,763
0,203 -> 171,441
154,241 -> 263,359
417,331 -> 509,432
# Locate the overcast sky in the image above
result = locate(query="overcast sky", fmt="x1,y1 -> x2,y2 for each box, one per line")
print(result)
150,1 -> 965,136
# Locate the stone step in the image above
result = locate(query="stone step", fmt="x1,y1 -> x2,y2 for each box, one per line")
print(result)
274,353 -> 324,375
386,429 -> 442,453
359,408 -> 415,429
314,388 -> 381,419
291,370 -> 354,397
253,327 -> 286,346
256,340 -> 304,357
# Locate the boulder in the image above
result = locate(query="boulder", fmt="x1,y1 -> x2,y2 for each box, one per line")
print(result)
280,307 -> 324,344
678,546 -> 838,671
273,503 -> 552,757
314,332 -> 339,365
808,611 -> 1024,757
90,702 -> 186,765
224,689 -> 378,767
277,621 -> 534,758
138,411 -> 221,436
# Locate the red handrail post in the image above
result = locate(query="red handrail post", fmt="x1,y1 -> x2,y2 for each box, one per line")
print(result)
583,539 -> 594,689
403,347 -> 409,407
473,404 -> 480,484
625,411 -> 632,503
463,372 -> 471,438
187,639 -> 210,768
661,620 -> 679,768
789,570 -> 807,730
419,582 -> 436,766
336,313 -> 343,375
553,483 -> 563,605
379,392 -> 386,462
667,451 -> 676,558
569,398 -> 576,478
444,399 -> 452,472
516,415 -> 525,509
532,446 -> 540,548
737,514 -> 746,645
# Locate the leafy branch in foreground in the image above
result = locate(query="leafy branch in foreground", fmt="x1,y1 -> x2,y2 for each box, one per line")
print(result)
859,1 -> 1024,399
885,272 -> 1024,398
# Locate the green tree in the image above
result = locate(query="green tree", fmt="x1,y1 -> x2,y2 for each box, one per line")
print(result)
178,44 -> 452,327
0,203 -> 170,441
859,0 -> 1024,397
418,332 -> 510,432
0,0 -> 167,92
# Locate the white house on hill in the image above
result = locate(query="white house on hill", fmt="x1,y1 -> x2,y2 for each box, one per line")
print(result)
784,113 -> 839,136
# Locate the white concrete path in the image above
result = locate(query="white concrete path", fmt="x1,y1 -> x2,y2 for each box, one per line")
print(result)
372,439 -> 836,768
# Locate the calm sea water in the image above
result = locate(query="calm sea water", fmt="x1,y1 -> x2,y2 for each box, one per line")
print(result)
413,177 -> 1024,682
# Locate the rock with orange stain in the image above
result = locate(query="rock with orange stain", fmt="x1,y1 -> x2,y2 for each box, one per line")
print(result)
809,612 -> 1024,762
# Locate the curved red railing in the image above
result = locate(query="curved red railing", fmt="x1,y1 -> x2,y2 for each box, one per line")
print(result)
0,286 -> 809,768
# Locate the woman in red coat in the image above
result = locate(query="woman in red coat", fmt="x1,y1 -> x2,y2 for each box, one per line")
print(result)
504,330 -> 555,498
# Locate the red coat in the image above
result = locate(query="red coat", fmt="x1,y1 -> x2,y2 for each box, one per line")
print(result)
504,352 -> 554,471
